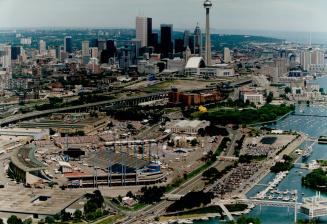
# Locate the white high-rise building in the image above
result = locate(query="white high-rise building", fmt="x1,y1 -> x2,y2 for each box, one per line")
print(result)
90,47 -> 99,59
300,50 -> 311,71
224,47 -> 231,63
311,49 -> 324,65
136,16 -> 148,47
82,41 -> 90,56
0,44 -> 11,68
39,40 -> 47,56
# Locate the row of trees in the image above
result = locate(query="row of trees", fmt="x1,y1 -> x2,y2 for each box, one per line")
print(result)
198,125 -> 229,137
234,135 -> 245,157
166,191 -> 214,212
194,104 -> 294,126
270,155 -> 293,173
238,155 -> 267,164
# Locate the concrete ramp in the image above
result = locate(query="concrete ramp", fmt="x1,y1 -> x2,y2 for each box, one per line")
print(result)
218,203 -> 234,221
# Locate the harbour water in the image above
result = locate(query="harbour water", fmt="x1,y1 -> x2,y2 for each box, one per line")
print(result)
196,76 -> 327,223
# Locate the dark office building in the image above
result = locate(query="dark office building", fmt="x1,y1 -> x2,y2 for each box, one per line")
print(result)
160,24 -> 173,58
100,40 -> 117,63
64,36 -> 73,53
11,46 -> 21,60
106,40 -> 116,58
90,39 -> 99,48
147,18 -> 152,47
117,42 -> 139,72
188,35 -> 195,53
98,40 -> 106,52
174,39 -> 184,54
150,33 -> 159,52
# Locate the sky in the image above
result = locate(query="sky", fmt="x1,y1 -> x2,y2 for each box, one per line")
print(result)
0,0 -> 325,33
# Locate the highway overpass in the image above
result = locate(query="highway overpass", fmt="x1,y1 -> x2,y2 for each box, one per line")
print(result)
0,92 -> 168,127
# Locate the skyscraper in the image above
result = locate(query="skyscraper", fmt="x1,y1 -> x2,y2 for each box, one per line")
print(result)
204,0 -> 212,66
224,47 -> 231,63
194,24 -> 202,55
11,46 -> 21,60
0,44 -> 11,68
311,49 -> 324,65
174,39 -> 184,54
183,30 -> 190,48
64,36 -> 73,53
39,40 -> 46,56
136,16 -> 152,47
300,50 -> 311,71
90,47 -> 99,59
150,33 -> 159,52
147,18 -> 152,47
90,39 -> 98,48
82,41 -> 90,56
160,24 -> 173,58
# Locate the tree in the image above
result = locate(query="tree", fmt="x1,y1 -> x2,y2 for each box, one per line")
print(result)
198,128 -> 206,137
84,201 -> 98,214
126,191 -> 134,199
266,92 -> 273,104
190,138 -> 198,146
202,167 -> 220,181
7,216 -> 23,224
45,216 -> 55,224
61,211 -> 72,222
22,219 -> 32,224
74,209 -> 82,221
49,128 -> 56,135
285,86 -> 291,94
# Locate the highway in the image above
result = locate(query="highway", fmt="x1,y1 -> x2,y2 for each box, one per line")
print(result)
0,91 -> 168,127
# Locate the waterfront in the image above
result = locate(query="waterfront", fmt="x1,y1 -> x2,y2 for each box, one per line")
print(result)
196,96 -> 327,223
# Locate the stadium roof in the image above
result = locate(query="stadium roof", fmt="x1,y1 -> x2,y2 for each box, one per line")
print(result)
185,57 -> 206,69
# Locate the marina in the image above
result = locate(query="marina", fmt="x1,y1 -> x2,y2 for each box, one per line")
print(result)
197,77 -> 327,224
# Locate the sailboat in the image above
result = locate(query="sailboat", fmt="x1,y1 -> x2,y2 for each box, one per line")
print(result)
302,142 -> 314,161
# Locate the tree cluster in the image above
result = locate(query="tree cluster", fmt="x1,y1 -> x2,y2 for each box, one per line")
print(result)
195,104 -> 294,125
166,191 -> 214,212
139,186 -> 166,204
302,168 -> 327,191
270,155 -> 293,173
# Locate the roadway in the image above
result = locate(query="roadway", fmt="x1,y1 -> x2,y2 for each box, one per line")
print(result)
0,91 -> 168,127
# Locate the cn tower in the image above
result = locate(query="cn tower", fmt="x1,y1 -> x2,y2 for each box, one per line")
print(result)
204,0 -> 212,66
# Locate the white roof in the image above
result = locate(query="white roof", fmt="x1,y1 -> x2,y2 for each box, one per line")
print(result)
58,161 -> 72,168
185,57 -> 205,69
175,120 -> 209,129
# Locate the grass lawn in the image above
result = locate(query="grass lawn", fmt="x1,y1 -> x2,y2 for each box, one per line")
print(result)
116,203 -> 147,211
95,214 -> 125,224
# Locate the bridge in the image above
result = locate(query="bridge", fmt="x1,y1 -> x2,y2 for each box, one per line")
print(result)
0,92 -> 168,127
236,198 -> 300,208
292,113 -> 327,118
217,156 -> 239,161
163,194 -> 184,201
215,202 -> 235,221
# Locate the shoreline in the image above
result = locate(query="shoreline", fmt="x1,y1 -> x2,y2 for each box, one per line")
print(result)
241,133 -> 307,197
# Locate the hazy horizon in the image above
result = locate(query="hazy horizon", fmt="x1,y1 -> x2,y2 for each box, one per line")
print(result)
0,0 -> 326,33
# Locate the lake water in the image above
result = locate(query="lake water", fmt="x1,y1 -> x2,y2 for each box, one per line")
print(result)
196,77 -> 327,223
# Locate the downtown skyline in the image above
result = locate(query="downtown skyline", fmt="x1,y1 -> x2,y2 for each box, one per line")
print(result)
0,0 -> 326,34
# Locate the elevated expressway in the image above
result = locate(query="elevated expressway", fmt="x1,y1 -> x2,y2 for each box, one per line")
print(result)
0,92 -> 168,127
